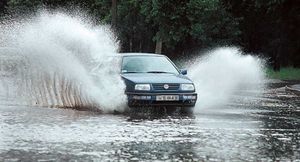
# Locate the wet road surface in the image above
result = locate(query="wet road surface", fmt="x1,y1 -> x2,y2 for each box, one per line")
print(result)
0,81 -> 299,161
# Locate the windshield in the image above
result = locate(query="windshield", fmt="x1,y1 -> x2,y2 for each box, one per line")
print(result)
121,55 -> 179,74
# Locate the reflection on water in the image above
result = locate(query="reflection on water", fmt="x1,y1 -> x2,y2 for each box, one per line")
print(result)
0,82 -> 299,161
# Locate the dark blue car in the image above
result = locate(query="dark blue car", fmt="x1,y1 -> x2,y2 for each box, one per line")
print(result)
120,53 -> 197,113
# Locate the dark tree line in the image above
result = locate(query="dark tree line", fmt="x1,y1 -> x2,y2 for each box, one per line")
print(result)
0,0 -> 299,69
224,0 -> 300,69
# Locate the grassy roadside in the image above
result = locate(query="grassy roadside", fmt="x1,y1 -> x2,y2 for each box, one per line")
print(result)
266,67 -> 300,80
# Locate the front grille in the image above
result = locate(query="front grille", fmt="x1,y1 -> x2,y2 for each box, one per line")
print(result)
152,83 -> 180,91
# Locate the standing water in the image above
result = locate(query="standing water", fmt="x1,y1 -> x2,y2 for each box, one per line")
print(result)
0,11 -> 298,161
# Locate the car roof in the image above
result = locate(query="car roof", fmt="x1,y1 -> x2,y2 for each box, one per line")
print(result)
117,53 -> 165,57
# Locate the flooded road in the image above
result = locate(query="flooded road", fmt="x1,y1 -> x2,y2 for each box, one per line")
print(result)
0,82 -> 299,161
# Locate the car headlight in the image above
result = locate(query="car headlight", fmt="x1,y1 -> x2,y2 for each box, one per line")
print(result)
181,84 -> 195,91
135,84 -> 151,91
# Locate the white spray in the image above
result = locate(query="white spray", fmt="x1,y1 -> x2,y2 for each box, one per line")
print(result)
0,12 -> 126,112
188,47 -> 266,112
0,12 -> 266,113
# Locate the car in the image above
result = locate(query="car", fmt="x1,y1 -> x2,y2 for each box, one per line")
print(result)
119,53 -> 197,114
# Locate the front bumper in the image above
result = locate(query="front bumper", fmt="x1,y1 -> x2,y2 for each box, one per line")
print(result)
126,92 -> 197,107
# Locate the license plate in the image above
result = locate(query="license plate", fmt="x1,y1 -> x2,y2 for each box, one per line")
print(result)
156,95 -> 179,101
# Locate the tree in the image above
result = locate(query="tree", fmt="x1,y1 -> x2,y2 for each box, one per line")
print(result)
223,0 -> 300,69
0,0 -> 8,17
111,0 -> 117,28
140,0 -> 240,57
4,0 -> 243,60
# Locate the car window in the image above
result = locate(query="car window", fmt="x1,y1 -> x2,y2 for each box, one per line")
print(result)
121,56 -> 179,74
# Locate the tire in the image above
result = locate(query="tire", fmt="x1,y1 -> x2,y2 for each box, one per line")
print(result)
165,106 -> 177,115
180,106 -> 194,115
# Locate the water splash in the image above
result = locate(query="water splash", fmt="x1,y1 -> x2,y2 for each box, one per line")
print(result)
188,47 -> 266,111
0,11 -> 266,113
0,12 -> 126,112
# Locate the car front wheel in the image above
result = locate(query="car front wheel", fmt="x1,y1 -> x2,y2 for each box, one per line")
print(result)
180,106 -> 194,115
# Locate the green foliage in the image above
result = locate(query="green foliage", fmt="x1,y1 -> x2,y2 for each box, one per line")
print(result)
6,0 -> 111,22
224,0 -> 300,68
115,0 -> 155,52
2,0 -> 298,68
140,0 -> 191,47
88,0 -> 111,23
267,67 -> 300,80
3,0 -> 240,54
139,0 -> 240,51
7,0 -> 42,14
187,0 -> 240,46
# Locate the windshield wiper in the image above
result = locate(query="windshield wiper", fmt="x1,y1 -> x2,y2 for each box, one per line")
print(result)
146,71 -> 172,74
122,71 -> 139,73
123,71 -> 174,74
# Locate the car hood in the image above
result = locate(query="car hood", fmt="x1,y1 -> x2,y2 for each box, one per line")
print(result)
121,73 -> 193,84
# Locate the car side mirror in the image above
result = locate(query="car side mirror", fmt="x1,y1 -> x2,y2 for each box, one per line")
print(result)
180,69 -> 187,75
